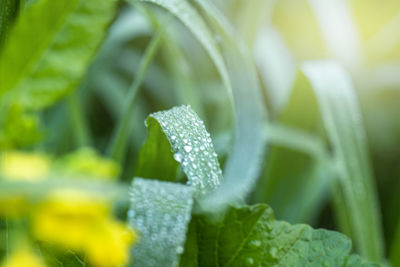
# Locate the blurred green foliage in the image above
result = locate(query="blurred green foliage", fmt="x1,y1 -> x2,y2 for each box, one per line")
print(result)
1,0 -> 400,266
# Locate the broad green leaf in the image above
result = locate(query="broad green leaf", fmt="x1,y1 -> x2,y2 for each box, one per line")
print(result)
136,105 -> 223,198
134,0 -> 232,102
194,0 -> 267,210
181,204 -> 378,267
128,178 -> 193,267
302,61 -> 384,262
0,0 -> 115,110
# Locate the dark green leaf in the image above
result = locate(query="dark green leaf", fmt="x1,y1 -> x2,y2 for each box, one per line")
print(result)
182,204 -> 379,267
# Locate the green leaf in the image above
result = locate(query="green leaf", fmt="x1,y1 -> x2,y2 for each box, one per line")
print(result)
182,204 -> 378,267
302,61 -> 384,262
128,178 -> 194,267
194,0 -> 267,210
0,0 -> 115,110
136,105 -> 223,198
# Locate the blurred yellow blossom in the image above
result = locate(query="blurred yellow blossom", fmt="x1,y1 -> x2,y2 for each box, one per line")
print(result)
1,247 -> 46,267
0,151 -> 50,181
32,189 -> 136,267
86,220 -> 137,267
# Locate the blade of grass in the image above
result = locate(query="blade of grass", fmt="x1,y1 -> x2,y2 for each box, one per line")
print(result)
308,0 -> 363,69
391,220 -> 400,266
107,27 -> 163,163
194,0 -> 267,211
254,27 -> 296,115
265,123 -> 326,159
67,91 -> 90,147
128,178 -> 193,267
302,61 -> 384,262
136,105 -> 223,199
134,0 -> 233,103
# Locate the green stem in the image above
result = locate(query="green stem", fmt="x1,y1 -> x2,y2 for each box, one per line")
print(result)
107,28 -> 163,162
0,0 -> 20,46
68,92 -> 91,147
5,217 -> 9,259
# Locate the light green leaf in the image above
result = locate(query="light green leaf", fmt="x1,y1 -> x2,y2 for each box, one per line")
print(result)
0,0 -> 115,110
181,204 -> 378,267
194,0 -> 267,210
128,178 -> 194,267
302,61 -> 384,262
136,105 -> 223,198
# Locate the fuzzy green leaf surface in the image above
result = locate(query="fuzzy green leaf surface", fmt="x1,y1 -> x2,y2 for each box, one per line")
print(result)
128,178 -> 194,267
302,61 -> 384,262
136,105 -> 223,198
0,0 -> 115,110
180,204 -> 378,267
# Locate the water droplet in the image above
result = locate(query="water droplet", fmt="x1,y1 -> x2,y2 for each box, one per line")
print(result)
250,240 -> 261,248
246,257 -> 254,266
171,135 -> 176,141
127,209 -> 135,218
174,152 -> 183,162
184,146 -> 192,152
176,246 -> 184,254
269,247 -> 278,259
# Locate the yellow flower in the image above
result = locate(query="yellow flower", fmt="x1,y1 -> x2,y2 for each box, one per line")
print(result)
32,189 -> 110,250
32,189 -> 136,267
86,220 -> 137,267
0,151 -> 50,181
1,247 -> 46,267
